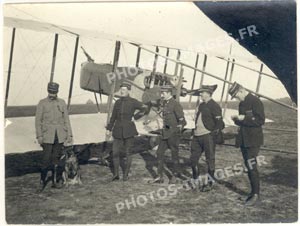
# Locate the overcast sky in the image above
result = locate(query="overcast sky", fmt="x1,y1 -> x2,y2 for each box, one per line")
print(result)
3,2 -> 289,106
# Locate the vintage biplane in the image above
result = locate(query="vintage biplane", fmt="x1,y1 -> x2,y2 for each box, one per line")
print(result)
3,2 -> 297,155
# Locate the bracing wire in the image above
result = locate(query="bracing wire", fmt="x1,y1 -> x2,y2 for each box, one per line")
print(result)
8,5 -> 49,23
11,31 -> 52,104
100,42 -> 115,63
121,43 -> 129,66
5,33 -> 51,70
60,36 -> 73,59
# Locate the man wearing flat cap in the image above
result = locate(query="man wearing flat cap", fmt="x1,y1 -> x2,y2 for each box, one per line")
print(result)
190,84 -> 224,192
153,84 -> 187,184
106,81 -> 148,181
228,82 -> 265,206
35,82 -> 73,191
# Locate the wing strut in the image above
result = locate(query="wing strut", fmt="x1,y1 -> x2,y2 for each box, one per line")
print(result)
220,45 -> 232,107
217,57 -> 278,80
223,59 -> 235,117
105,41 -> 121,139
94,92 -> 101,112
174,50 -> 181,76
198,54 -> 207,103
5,27 -> 16,115
176,66 -> 184,102
256,64 -> 264,93
163,48 -> 170,74
148,46 -> 159,85
152,46 -> 159,74
49,33 -> 59,82
200,54 -> 207,86
188,53 -> 199,106
67,36 -> 79,110
132,43 -> 296,111
135,46 -> 141,68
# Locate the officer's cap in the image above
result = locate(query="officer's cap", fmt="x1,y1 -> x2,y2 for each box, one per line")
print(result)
120,81 -> 131,90
199,84 -> 218,94
160,84 -> 174,92
228,82 -> 243,99
47,82 -> 59,94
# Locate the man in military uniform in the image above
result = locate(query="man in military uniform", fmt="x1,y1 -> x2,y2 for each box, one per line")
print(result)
106,82 -> 148,181
228,82 -> 265,206
153,85 -> 186,184
35,82 -> 73,191
190,85 -> 224,192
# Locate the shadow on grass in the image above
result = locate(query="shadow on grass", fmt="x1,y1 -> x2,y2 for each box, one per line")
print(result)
139,148 -> 192,180
261,155 -> 298,188
139,150 -> 158,178
5,136 -> 148,178
216,179 -> 248,196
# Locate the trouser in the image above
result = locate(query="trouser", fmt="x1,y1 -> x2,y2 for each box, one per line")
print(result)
190,133 -> 215,180
157,134 -> 180,179
40,134 -> 64,183
241,146 -> 260,195
112,137 -> 134,178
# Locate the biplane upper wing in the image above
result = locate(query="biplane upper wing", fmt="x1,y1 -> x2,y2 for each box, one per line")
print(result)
3,15 -> 259,62
4,16 -> 131,42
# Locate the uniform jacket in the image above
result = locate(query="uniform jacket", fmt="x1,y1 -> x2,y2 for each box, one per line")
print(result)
233,93 -> 265,147
106,96 -> 145,139
35,97 -> 73,144
195,99 -> 225,132
161,97 -> 186,139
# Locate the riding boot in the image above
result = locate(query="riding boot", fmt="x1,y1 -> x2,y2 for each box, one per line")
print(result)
208,170 -> 215,181
38,168 -> 47,192
40,168 -> 47,183
192,165 -> 200,180
173,159 -> 181,176
112,151 -> 120,181
123,155 -> 132,181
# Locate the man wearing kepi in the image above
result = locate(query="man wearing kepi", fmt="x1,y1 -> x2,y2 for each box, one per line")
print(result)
153,84 -> 186,184
106,82 -> 148,181
190,84 -> 224,192
35,82 -> 73,191
228,82 -> 265,206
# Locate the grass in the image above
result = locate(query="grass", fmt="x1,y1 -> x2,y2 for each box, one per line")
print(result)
5,99 -> 298,223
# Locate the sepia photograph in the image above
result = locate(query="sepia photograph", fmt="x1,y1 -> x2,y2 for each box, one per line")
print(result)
1,0 -> 298,224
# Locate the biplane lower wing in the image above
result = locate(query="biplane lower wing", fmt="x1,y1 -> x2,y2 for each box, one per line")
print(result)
5,109 -> 273,154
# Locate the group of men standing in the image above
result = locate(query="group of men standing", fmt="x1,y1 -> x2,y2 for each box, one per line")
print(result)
36,80 -> 265,206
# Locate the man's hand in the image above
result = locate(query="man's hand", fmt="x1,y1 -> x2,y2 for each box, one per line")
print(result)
67,136 -> 73,144
106,130 -> 112,138
37,137 -> 43,145
64,136 -> 73,146
177,125 -> 183,133
237,115 -> 245,121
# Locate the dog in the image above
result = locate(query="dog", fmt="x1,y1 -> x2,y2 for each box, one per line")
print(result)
52,143 -> 112,188
57,146 -> 82,187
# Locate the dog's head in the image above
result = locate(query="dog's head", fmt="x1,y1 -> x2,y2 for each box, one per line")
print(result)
64,146 -> 75,158
61,146 -> 79,177
66,155 -> 79,178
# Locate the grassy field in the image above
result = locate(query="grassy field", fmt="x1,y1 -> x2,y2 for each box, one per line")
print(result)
5,99 -> 298,224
